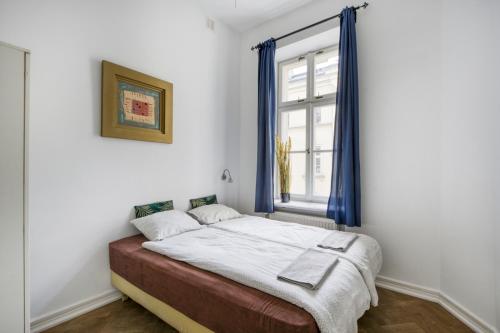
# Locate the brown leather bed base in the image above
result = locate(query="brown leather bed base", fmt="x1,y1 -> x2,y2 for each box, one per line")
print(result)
109,235 -> 318,333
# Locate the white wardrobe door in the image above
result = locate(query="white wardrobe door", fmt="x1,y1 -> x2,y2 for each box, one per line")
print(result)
0,44 -> 26,332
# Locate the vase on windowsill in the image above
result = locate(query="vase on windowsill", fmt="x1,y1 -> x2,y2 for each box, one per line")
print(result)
280,193 -> 290,203
276,136 -> 292,204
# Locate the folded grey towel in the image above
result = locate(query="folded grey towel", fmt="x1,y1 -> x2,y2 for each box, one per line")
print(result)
317,231 -> 358,252
277,248 -> 339,290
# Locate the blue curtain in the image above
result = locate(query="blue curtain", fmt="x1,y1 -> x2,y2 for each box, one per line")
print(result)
327,8 -> 361,227
255,39 -> 276,213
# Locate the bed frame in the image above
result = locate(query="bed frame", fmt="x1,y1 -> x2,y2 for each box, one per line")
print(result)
111,271 -> 213,333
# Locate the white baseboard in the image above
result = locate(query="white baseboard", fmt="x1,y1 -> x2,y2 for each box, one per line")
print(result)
376,275 -> 441,302
376,275 -> 498,333
30,289 -> 121,333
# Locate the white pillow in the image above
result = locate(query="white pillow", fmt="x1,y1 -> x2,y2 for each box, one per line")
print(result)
188,204 -> 241,224
130,210 -> 202,241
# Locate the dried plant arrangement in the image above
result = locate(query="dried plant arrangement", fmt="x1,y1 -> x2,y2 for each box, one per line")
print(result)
276,136 -> 291,202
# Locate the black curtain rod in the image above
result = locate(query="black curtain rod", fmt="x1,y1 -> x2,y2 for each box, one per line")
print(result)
251,2 -> 369,51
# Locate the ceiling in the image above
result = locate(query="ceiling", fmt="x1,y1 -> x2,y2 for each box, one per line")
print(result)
195,0 -> 314,32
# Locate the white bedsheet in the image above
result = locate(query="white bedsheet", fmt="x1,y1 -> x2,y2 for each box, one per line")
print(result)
143,228 -> 371,333
210,215 -> 382,305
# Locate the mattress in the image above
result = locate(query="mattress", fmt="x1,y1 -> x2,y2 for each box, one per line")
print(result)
142,227 -> 371,333
109,234 -> 319,333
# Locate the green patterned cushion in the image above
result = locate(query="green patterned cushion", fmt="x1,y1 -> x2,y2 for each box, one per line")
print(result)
190,195 -> 217,209
134,200 -> 174,218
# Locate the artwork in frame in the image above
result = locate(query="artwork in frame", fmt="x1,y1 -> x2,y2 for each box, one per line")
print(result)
101,61 -> 173,143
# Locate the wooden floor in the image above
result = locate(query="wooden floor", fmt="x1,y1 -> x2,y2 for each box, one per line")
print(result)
45,288 -> 472,333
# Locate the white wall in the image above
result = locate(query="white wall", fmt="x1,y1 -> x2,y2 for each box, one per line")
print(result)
0,0 -> 240,320
239,0 -> 442,289
239,0 -> 499,330
440,0 -> 500,329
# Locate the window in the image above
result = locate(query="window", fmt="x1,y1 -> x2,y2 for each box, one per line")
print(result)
277,46 -> 337,202
314,146 -> 321,174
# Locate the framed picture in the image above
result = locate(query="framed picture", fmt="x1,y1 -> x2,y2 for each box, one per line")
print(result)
101,61 -> 173,143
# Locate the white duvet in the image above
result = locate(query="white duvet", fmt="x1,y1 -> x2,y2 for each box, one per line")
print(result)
210,215 -> 382,305
143,227 -> 371,333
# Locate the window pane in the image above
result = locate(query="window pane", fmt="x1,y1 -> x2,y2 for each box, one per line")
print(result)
281,59 -> 307,102
314,50 -> 338,97
289,153 -> 306,195
280,109 -> 306,151
313,104 -> 335,150
313,152 -> 332,197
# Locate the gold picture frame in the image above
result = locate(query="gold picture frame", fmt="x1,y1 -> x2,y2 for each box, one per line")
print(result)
101,61 -> 173,143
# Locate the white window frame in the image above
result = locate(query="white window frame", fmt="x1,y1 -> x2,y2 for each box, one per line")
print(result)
276,45 -> 338,203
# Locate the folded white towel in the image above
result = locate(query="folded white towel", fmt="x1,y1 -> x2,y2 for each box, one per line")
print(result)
318,231 -> 358,252
277,248 -> 338,290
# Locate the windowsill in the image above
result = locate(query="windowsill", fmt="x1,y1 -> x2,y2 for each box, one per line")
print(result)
274,200 -> 327,217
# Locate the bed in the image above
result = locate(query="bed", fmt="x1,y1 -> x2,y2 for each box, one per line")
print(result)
109,215 -> 382,333
110,234 -> 319,333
